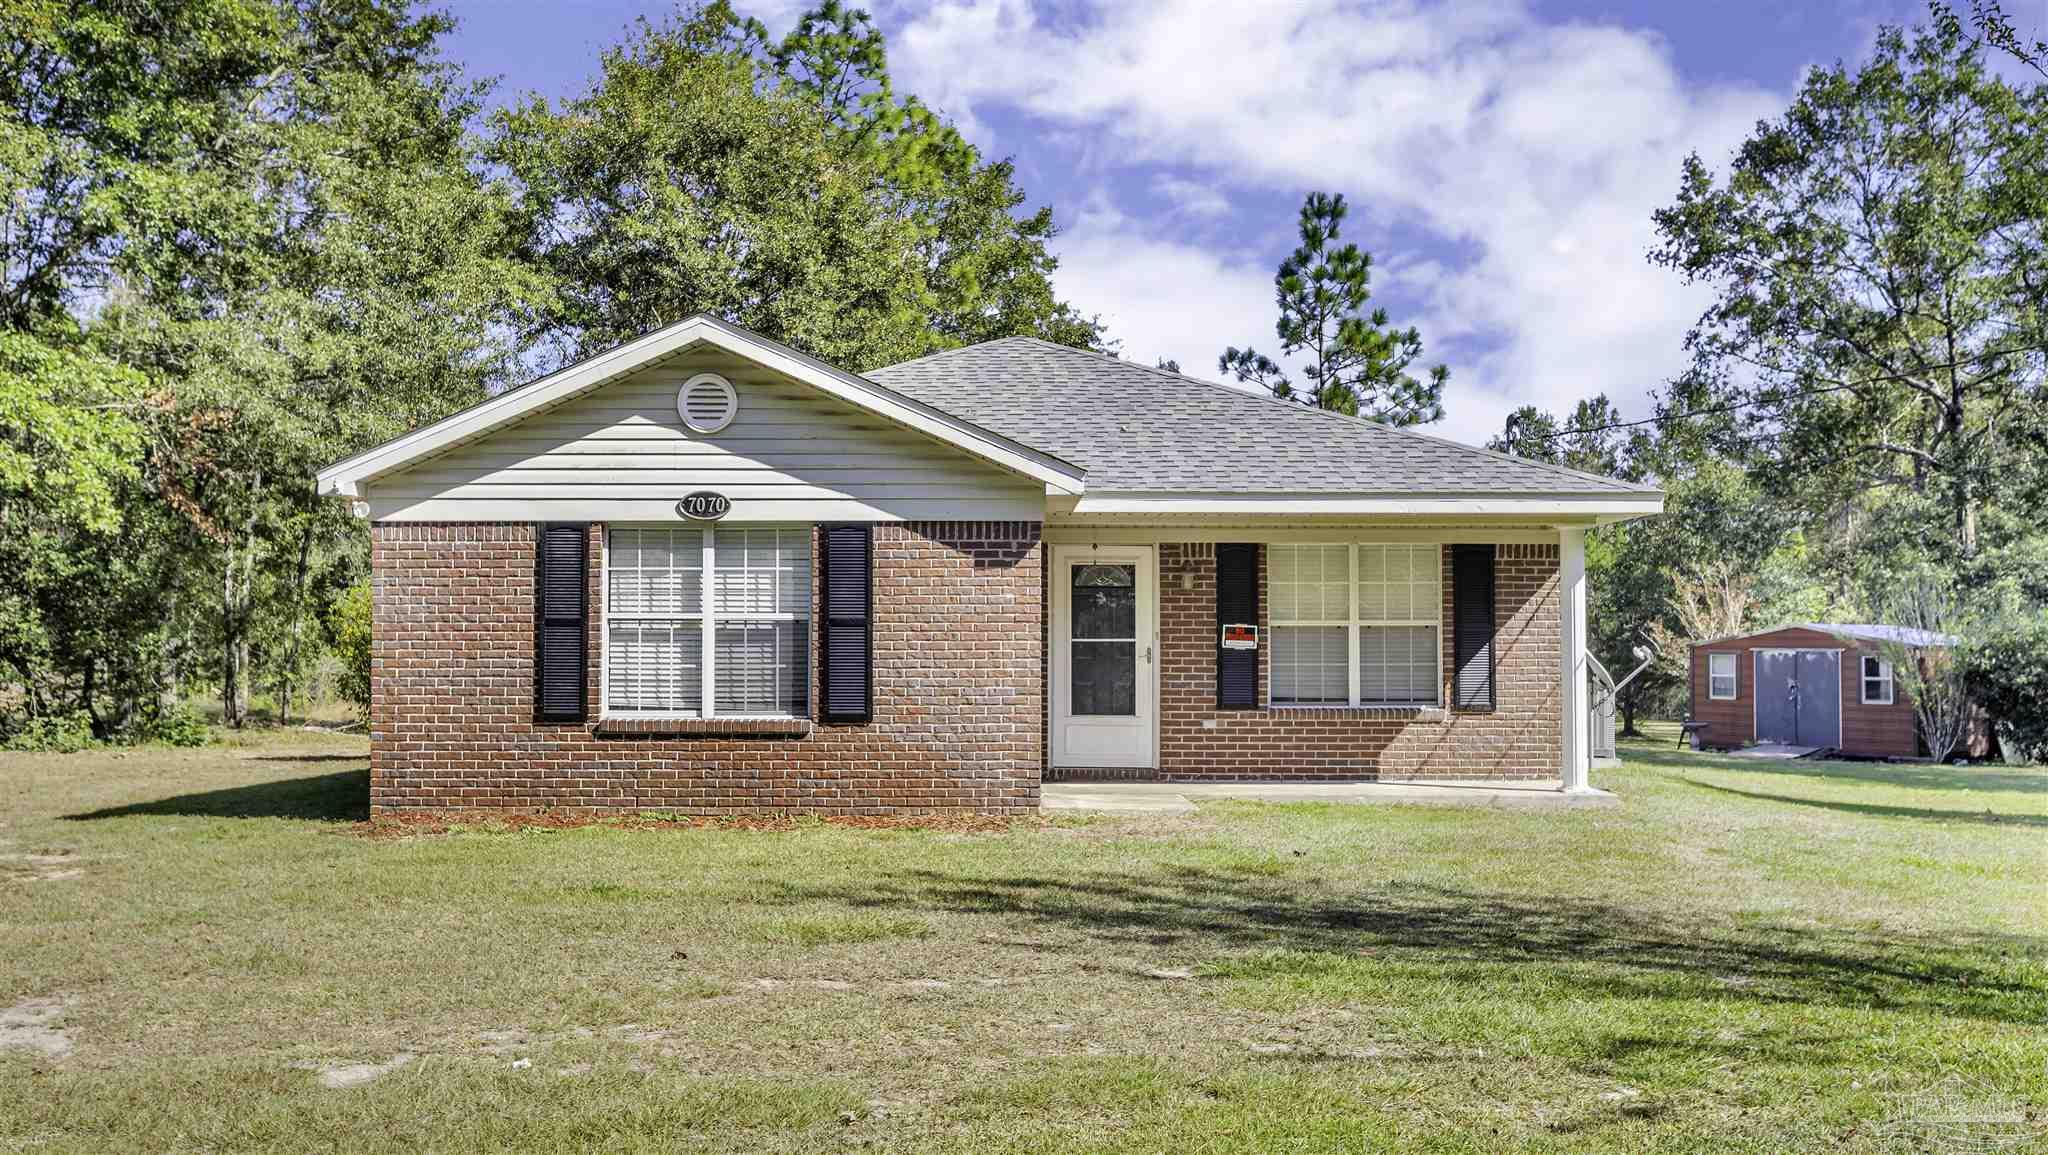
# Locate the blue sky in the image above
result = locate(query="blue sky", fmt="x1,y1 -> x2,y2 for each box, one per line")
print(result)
438,0 -> 1982,446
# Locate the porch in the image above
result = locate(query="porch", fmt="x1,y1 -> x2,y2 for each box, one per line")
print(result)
1041,778 -> 1620,813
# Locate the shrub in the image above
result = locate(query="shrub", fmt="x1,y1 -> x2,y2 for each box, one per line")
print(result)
2,710 -> 98,753
326,581 -> 372,711
1959,611 -> 2048,763
145,703 -> 211,747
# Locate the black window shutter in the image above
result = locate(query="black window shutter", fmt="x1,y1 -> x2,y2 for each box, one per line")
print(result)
819,524 -> 873,723
1451,544 -> 1496,710
1216,543 -> 1259,709
537,524 -> 589,722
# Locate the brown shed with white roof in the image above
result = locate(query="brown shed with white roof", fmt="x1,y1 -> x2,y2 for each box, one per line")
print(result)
1689,624 -> 1971,758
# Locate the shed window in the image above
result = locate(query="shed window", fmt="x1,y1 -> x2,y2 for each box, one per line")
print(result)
1708,652 -> 1737,700
605,526 -> 809,717
1861,655 -> 1894,705
1269,543 -> 1440,707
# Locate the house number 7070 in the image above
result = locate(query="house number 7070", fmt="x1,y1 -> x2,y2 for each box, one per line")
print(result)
674,491 -> 731,521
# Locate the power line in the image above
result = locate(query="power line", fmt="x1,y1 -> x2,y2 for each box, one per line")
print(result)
1507,345 -> 2044,447
1508,380 -> 1868,447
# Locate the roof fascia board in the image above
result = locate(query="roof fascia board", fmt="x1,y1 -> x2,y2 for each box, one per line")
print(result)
317,316 -> 1086,497
1067,493 -> 1665,517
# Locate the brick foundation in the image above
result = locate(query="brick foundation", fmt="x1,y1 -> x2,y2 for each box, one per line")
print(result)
1143,542 -> 1562,780
370,521 -> 1044,815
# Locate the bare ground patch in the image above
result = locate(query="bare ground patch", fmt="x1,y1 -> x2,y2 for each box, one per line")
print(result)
1,850 -> 82,882
0,996 -> 77,1059
296,1052 -> 414,1089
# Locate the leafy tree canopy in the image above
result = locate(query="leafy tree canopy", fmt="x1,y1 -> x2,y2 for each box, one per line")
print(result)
1651,23 -> 2047,565
492,0 -> 1102,372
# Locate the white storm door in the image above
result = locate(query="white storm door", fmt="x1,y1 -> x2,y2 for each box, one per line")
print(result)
1051,546 -> 1157,769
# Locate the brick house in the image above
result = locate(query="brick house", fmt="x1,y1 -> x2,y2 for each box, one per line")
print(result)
319,315 -> 1662,814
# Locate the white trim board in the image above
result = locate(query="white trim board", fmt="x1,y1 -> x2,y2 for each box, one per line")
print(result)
1044,525 -> 1566,545
317,314 -> 1086,499
1064,494 -> 1663,519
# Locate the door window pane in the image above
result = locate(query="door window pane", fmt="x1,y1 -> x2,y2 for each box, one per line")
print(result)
1071,640 -> 1136,715
1071,564 -> 1135,639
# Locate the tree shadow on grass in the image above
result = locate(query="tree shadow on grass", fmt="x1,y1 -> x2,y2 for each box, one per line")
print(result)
761,868 -> 2047,1028
62,770 -> 369,822
1683,779 -> 2048,828
1621,742 -> 2048,794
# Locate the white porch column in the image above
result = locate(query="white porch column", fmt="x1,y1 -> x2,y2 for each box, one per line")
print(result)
1558,526 -> 1591,792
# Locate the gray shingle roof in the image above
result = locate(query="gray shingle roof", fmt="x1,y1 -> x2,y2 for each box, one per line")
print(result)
866,338 -> 1655,495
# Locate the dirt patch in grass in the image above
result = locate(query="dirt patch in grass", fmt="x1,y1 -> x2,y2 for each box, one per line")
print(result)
299,1052 -> 414,1089
0,996 -> 76,1059
1,850 -> 82,882
344,810 -> 1031,840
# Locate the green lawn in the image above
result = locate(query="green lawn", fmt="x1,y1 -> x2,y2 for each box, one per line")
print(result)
1,724 -> 2043,1152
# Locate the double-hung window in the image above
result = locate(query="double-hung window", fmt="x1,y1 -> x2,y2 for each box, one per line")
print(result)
1708,652 -> 1737,700
1860,655 -> 1893,705
605,526 -> 810,717
1269,543 -> 1441,707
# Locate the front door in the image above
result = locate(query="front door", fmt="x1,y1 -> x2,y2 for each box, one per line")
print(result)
1050,546 -> 1156,768
1755,649 -> 1841,747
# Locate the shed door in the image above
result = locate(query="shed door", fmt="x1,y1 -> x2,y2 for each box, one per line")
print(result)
1796,650 -> 1841,747
1755,649 -> 1841,747
1755,650 -> 1799,744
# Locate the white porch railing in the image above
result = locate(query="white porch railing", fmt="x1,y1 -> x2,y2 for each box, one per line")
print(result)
1588,646 -> 1657,768
1587,654 -> 1619,764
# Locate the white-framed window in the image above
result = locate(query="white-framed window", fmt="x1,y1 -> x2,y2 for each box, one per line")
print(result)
1268,543 -> 1440,707
604,526 -> 810,717
1707,652 -> 1737,700
1861,655 -> 1894,705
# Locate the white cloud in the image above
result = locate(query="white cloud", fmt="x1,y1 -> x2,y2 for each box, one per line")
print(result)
1050,197 -> 1274,376
892,0 -> 1784,444
1151,174 -> 1231,218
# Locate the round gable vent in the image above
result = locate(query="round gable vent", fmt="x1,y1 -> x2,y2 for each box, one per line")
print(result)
677,373 -> 738,434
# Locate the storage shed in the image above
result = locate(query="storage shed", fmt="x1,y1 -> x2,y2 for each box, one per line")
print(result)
1688,624 -> 1964,758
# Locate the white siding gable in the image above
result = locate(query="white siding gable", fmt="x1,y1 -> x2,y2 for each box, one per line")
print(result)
365,344 -> 1046,522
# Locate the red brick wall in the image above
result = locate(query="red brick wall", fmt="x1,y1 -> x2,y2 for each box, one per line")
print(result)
370,521 -> 1043,815
1146,542 -> 1562,780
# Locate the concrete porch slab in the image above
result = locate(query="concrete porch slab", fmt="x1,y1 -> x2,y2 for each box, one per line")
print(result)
1041,780 -> 1619,813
